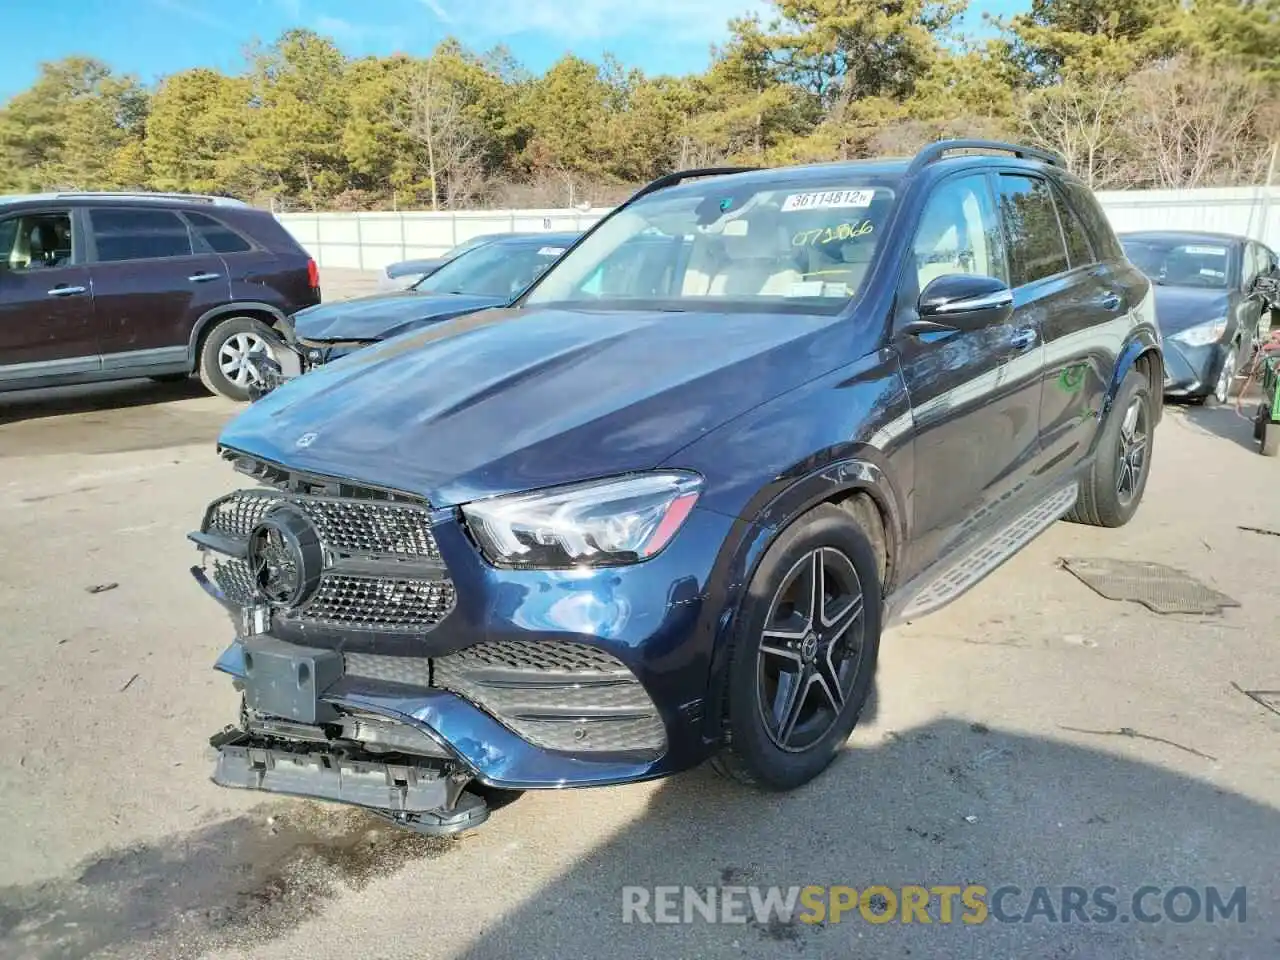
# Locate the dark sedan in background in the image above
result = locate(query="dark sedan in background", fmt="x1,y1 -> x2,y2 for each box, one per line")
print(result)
1121,230 -> 1278,405
377,232 -> 558,291
250,232 -> 579,395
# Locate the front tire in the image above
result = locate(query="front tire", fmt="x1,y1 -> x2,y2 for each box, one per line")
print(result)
1065,367 -> 1153,527
198,316 -> 278,402
712,503 -> 882,791
1205,345 -> 1238,407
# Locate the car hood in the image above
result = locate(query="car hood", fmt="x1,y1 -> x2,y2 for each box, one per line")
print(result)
220,306 -> 838,506
292,291 -> 503,342
1152,286 -> 1233,336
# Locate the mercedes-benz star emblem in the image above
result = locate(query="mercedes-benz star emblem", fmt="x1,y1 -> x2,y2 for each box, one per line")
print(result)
246,505 -> 323,609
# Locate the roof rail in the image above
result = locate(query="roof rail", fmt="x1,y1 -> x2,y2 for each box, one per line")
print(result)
906,139 -> 1066,176
53,190 -> 249,207
627,166 -> 761,203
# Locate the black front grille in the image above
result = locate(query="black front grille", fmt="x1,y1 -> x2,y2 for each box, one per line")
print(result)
197,467 -> 454,636
295,574 -> 456,632
206,489 -> 440,561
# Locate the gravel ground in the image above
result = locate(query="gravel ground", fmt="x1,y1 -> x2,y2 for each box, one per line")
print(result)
0,273 -> 1276,959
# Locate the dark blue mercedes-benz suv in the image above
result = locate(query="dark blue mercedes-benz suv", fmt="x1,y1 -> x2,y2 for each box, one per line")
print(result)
190,140 -> 1163,834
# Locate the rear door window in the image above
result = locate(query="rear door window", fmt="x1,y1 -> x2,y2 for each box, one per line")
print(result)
90,208 -> 193,262
995,175 -> 1069,287
1052,188 -> 1094,269
1061,180 -> 1123,261
185,211 -> 253,254
1243,243 -> 1260,291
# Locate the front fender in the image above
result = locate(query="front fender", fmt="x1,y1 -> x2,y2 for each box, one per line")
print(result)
692,453 -> 910,748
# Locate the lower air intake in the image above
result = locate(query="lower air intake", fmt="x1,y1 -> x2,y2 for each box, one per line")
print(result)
344,640 -> 667,758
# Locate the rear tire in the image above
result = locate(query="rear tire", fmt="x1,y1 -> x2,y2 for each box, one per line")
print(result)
198,316 -> 278,402
1262,422 -> 1280,457
1065,368 -> 1153,528
711,503 -> 882,791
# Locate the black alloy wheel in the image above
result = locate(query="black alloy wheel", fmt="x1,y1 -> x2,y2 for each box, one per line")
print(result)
756,547 -> 867,753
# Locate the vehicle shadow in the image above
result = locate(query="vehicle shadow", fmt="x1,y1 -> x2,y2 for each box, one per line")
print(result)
1173,399 -> 1261,453
457,719 -> 1277,959
1,719 -> 1274,959
0,378 -> 209,427
0,379 -> 240,456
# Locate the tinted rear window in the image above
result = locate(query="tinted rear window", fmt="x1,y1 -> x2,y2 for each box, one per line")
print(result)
185,211 -> 253,253
91,208 -> 192,262
1062,180 -> 1123,261
995,174 -> 1068,286
1052,187 -> 1094,269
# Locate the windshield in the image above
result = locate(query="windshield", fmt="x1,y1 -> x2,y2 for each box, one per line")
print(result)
442,234 -> 498,260
1122,238 -> 1232,289
417,241 -> 570,298
523,179 -> 897,313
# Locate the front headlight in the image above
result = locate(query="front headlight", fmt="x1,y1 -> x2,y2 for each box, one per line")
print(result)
1170,318 -> 1227,347
461,472 -> 703,569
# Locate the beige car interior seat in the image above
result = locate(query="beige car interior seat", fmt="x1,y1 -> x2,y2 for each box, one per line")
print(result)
682,207 -> 802,297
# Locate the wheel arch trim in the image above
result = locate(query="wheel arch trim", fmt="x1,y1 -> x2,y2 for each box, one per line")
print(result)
188,302 -> 290,366
1101,333 -> 1163,434
696,454 -> 907,746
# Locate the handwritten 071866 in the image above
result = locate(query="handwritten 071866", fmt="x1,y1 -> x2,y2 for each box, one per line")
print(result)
792,220 -> 875,247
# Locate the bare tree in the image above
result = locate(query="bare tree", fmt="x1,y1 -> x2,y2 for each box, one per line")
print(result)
1022,79 -> 1127,188
673,129 -> 724,170
1123,59 -> 1269,189
390,59 -> 485,209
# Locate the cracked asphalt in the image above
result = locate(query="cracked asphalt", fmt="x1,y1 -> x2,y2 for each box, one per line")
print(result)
0,270 -> 1277,959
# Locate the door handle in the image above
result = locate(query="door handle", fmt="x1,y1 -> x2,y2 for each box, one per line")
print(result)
1099,291 -> 1122,311
1011,328 -> 1038,350
188,272 -> 222,283
47,285 -> 86,297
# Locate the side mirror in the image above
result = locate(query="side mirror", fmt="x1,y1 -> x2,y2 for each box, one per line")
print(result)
903,274 -> 1014,335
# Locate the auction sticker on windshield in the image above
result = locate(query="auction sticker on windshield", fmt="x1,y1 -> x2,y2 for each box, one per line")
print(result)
539,246 -> 567,256
781,190 -> 875,212
1183,245 -> 1226,257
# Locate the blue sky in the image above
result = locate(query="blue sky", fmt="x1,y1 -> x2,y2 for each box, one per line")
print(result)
1,0 -> 1028,101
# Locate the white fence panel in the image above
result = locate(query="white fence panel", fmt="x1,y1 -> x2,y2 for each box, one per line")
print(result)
277,189 -> 1280,271
278,208 -> 611,270
1094,187 -> 1279,247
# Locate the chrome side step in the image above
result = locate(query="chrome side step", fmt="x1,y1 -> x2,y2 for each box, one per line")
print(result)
889,482 -> 1079,624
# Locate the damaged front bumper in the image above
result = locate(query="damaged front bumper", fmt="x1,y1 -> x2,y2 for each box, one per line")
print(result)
190,465 -> 729,834
208,632 -> 680,788
245,338 -> 371,401
207,635 -> 491,835
205,633 -> 681,834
